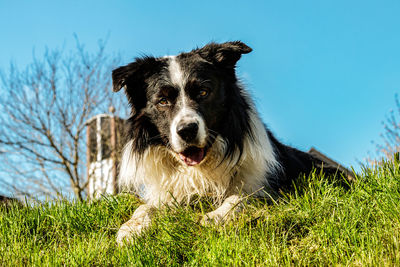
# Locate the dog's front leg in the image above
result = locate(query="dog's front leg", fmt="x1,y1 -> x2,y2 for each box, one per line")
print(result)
200,195 -> 242,226
116,204 -> 156,245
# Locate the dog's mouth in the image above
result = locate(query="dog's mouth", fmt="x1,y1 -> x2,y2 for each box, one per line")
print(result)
178,146 -> 207,166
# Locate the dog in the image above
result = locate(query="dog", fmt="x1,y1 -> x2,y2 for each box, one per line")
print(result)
112,41 -> 348,245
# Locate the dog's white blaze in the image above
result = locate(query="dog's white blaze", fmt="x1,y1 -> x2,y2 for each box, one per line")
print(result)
168,56 -> 207,151
118,86 -> 280,206
168,56 -> 186,90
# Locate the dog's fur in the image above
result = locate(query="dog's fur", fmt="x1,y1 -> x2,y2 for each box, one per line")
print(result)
112,41 -> 344,245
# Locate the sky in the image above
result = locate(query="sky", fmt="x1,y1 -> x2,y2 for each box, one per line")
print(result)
1,0 -> 400,171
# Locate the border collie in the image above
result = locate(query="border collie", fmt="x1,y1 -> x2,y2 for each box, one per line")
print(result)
112,41 -> 346,245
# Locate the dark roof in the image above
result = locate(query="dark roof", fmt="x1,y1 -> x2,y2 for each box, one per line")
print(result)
308,147 -> 354,181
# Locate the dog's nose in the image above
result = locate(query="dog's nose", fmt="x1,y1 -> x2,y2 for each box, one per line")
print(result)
177,122 -> 199,142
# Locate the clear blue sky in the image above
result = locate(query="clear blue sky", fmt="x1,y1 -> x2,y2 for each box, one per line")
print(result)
1,0 -> 400,170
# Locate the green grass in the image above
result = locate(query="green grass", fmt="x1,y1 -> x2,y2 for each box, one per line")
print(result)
1,158 -> 400,266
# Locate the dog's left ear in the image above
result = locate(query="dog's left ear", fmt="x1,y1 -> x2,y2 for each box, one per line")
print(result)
112,57 -> 162,114
197,41 -> 252,68
112,62 -> 138,92
112,56 -> 160,93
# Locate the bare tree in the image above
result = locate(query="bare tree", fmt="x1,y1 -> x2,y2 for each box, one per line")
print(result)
369,94 -> 400,163
0,39 -> 125,201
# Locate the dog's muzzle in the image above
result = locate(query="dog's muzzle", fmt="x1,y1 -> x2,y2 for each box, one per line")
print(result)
170,107 -> 208,166
175,121 -> 207,166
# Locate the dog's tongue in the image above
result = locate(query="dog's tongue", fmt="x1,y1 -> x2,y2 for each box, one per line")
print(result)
179,147 -> 205,166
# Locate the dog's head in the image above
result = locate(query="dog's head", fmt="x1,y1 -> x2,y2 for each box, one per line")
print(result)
112,41 -> 252,166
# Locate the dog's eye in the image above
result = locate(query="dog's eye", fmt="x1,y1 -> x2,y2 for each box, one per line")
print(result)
198,89 -> 209,98
158,97 -> 169,106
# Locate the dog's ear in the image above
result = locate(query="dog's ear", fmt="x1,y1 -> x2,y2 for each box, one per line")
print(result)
112,56 -> 160,92
112,60 -> 142,92
112,64 -> 133,92
197,41 -> 252,68
112,57 -> 162,113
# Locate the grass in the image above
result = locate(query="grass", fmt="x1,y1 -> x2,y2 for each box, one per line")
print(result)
1,158 -> 400,266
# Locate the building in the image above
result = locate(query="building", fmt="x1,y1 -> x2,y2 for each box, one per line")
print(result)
308,147 -> 354,181
86,113 -> 126,199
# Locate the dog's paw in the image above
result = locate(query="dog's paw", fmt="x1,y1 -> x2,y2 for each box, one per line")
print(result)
116,204 -> 155,246
116,219 -> 147,246
200,210 -> 227,226
200,195 -> 242,226
116,223 -> 135,245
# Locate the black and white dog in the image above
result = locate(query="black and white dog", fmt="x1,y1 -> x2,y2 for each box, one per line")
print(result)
112,41 -> 345,244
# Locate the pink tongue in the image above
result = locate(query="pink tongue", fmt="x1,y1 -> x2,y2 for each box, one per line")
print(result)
179,147 -> 205,166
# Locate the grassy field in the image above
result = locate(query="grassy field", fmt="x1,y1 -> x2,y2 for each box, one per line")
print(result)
1,158 -> 400,266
